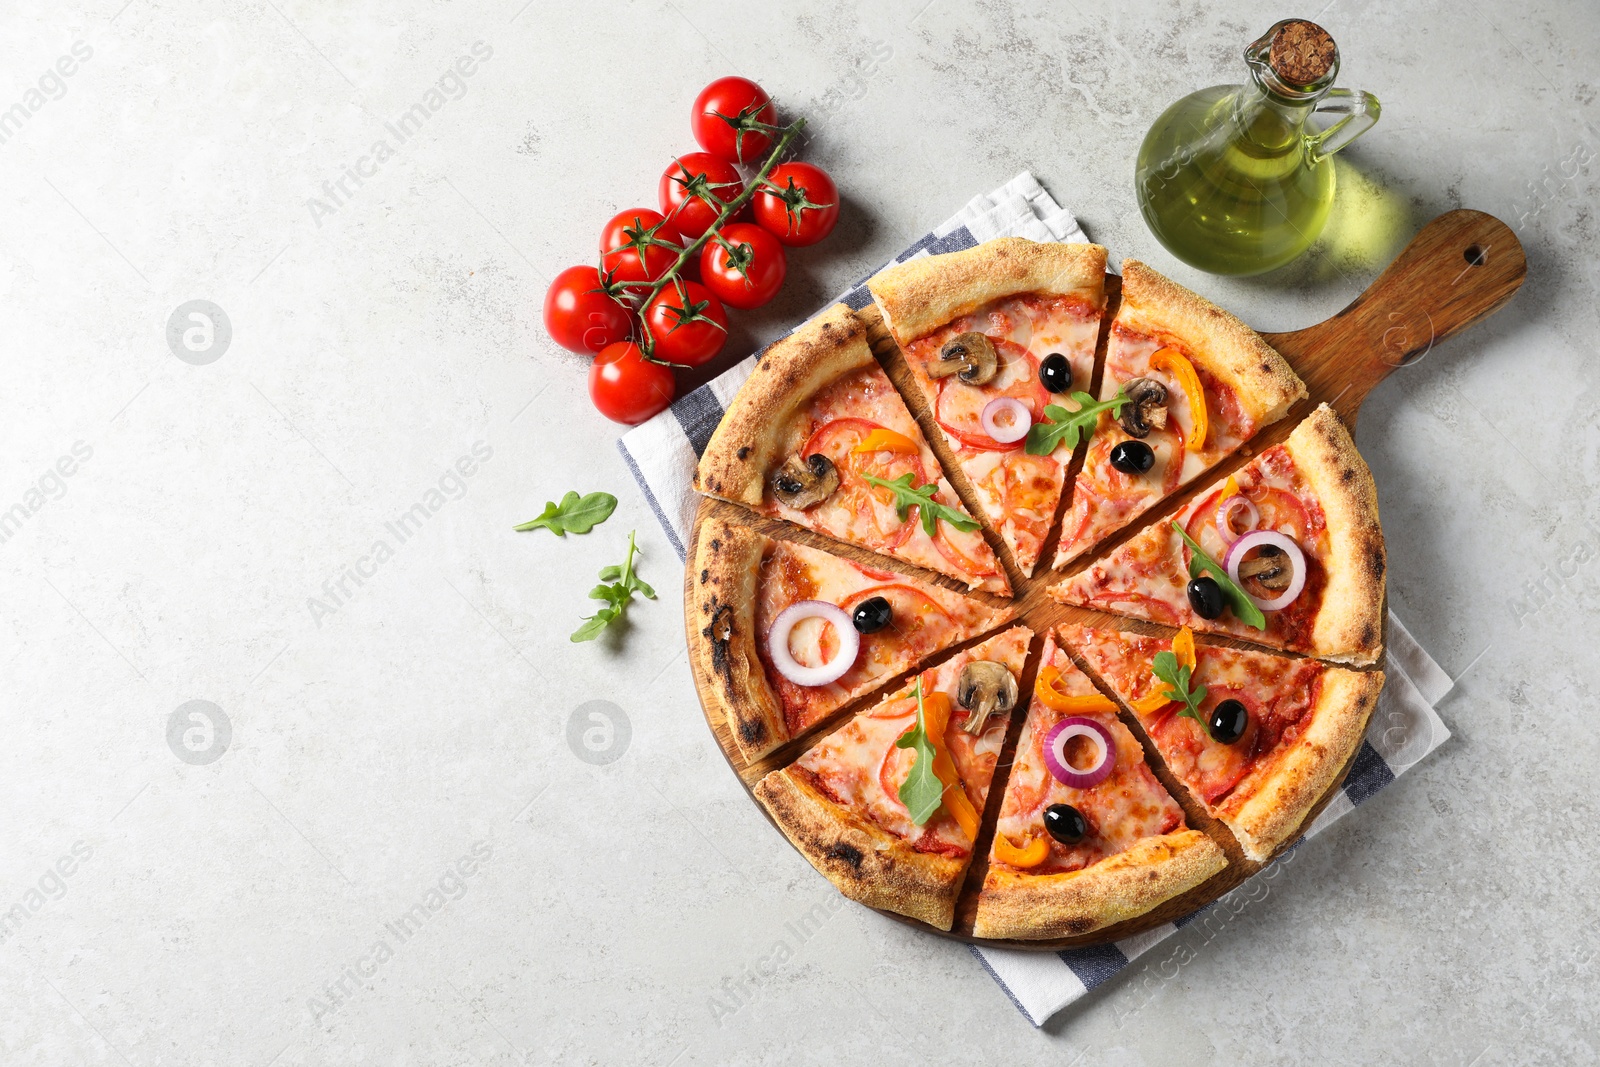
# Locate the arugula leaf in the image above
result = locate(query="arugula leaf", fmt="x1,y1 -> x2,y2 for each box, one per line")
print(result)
1171,522 -> 1267,630
571,530 -> 656,642
516,491 -> 617,535
1024,389 -> 1129,456
894,680 -> 944,826
1151,650 -> 1209,733
860,473 -> 981,539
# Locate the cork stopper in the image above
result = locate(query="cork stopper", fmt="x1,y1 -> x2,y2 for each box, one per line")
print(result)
1269,20 -> 1336,86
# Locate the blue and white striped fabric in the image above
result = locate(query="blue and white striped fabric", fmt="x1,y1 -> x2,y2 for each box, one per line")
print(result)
619,173 -> 1453,1027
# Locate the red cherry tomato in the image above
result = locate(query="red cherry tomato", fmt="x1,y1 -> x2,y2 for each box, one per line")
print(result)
691,77 -> 776,164
659,153 -> 744,240
699,222 -> 786,310
542,265 -> 633,354
643,280 -> 728,367
588,342 -> 676,425
754,162 -> 839,247
599,208 -> 681,288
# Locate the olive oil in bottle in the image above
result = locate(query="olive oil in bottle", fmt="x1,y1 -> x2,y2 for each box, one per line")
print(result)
1134,20 -> 1380,276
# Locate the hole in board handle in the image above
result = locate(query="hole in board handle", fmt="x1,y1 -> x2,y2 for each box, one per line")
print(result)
1463,244 -> 1487,267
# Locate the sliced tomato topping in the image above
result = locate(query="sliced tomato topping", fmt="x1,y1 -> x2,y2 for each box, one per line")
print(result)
932,341 -> 1048,452
1087,588 -> 1182,625
1148,684 -> 1261,803
933,521 -> 998,579
838,584 -> 956,647
801,417 -> 927,550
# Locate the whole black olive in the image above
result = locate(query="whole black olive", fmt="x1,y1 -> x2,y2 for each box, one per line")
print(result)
1109,440 -> 1155,475
1043,803 -> 1088,844
1209,699 -> 1249,744
1039,352 -> 1072,393
851,596 -> 893,634
1187,576 -> 1225,620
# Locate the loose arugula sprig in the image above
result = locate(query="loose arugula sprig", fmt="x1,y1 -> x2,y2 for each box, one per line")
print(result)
1172,522 -> 1267,630
895,679 -> 944,826
571,531 -> 656,642
1151,650 -> 1208,733
515,491 -> 617,536
1024,388 -> 1129,456
860,473 -> 981,539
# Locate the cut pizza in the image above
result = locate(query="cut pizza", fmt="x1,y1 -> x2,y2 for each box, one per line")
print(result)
689,518 -> 1014,762
1053,259 -> 1307,568
753,626 -> 1031,930
696,303 -> 1009,594
1052,403 -> 1386,664
868,238 -> 1109,576
1059,622 -> 1383,862
971,632 -> 1225,940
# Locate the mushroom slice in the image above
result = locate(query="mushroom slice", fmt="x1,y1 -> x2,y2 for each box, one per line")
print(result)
1238,545 -> 1292,590
1117,377 -> 1169,438
957,660 -> 1018,735
924,332 -> 999,386
771,453 -> 839,511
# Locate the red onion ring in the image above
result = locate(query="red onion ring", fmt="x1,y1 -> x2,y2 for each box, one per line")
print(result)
767,601 -> 859,687
1215,494 -> 1260,544
1043,716 -> 1116,788
980,397 -> 1032,444
1223,530 -> 1307,612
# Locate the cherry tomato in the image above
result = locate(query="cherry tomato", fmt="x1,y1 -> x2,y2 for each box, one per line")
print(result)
542,265 -> 633,354
754,162 -> 839,247
691,77 -> 776,164
599,208 -> 681,288
588,342 -> 676,425
659,153 -> 744,240
643,280 -> 728,367
699,222 -> 786,310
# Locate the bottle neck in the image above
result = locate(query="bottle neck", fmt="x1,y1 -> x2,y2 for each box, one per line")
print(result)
1230,81 -> 1317,156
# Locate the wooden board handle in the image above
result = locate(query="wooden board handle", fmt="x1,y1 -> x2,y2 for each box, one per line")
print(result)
1261,209 -> 1527,424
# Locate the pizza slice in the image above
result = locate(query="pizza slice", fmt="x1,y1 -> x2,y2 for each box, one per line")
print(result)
1059,622 -> 1382,862
690,518 -> 1014,761
972,632 -> 1225,939
696,304 -> 1009,594
753,626 -> 1031,930
868,239 -> 1108,577
1051,403 -> 1385,664
1053,259 -> 1306,568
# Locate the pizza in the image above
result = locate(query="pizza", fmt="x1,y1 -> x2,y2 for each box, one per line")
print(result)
753,627 -> 1031,930
1059,622 -> 1383,861
1053,259 -> 1306,568
689,518 -> 1013,761
695,303 -> 1009,594
868,240 -> 1108,576
971,632 -> 1224,939
1052,403 -> 1386,664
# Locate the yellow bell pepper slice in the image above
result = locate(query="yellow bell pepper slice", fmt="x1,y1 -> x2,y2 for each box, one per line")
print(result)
917,692 -> 982,843
994,833 -> 1050,869
1131,626 -> 1198,713
1150,346 -> 1208,452
1034,666 -> 1118,715
852,428 -> 921,455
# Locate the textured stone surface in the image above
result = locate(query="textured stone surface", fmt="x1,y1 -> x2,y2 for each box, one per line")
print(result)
2,0 -> 1597,1063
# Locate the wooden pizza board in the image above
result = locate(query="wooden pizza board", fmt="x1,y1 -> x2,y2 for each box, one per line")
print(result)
682,210 -> 1526,949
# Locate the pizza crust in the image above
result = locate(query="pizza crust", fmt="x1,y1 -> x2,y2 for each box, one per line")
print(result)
1118,259 -> 1307,424
1222,667 -> 1385,862
694,303 -> 873,507
972,829 -> 1226,940
868,238 -> 1108,346
754,766 -> 968,930
1284,403 -> 1387,665
688,520 -> 786,761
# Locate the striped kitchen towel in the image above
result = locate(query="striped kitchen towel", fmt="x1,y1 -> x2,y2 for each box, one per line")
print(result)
618,173 -> 1452,1027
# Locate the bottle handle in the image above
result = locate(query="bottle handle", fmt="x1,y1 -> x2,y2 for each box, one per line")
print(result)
1307,88 -> 1381,162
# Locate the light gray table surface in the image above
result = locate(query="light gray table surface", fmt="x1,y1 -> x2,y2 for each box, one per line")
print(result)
3,1 -> 1597,1063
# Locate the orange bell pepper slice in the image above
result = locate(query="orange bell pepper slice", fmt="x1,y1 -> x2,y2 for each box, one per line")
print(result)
1218,475 -> 1240,503
1034,666 -> 1118,715
918,692 -> 982,843
1150,347 -> 1208,452
1130,626 -> 1198,713
852,428 -> 921,455
994,833 -> 1050,869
